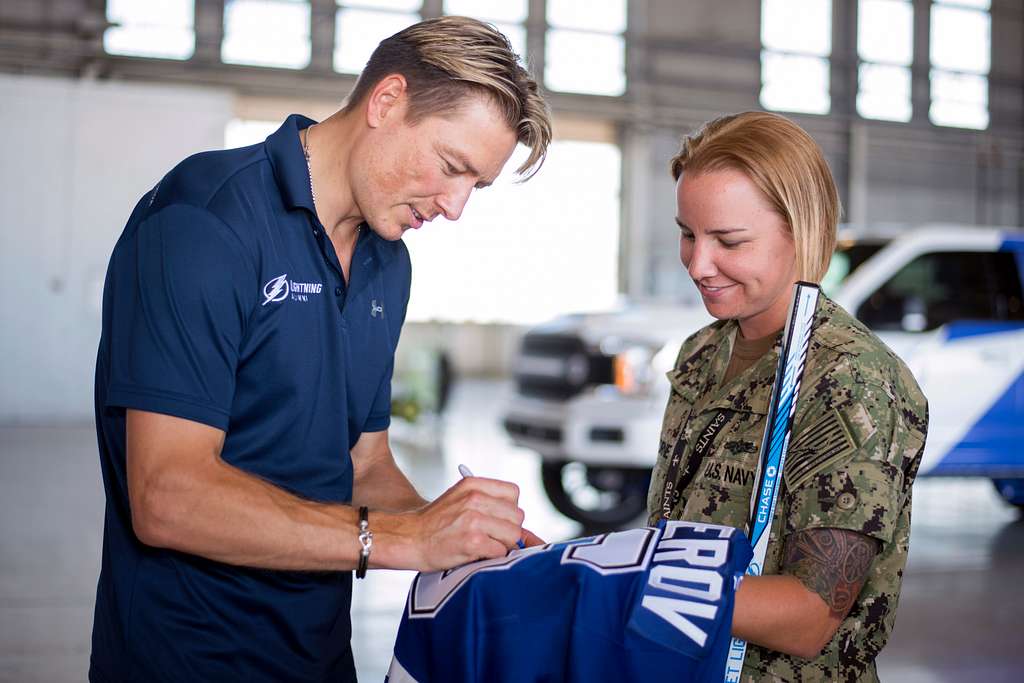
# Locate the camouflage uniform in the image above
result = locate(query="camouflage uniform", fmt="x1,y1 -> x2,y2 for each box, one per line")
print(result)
646,297 -> 928,682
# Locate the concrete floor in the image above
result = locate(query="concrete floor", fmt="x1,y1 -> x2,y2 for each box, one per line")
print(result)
1,379 -> 1022,682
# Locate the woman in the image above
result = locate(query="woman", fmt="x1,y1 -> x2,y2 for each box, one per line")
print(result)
646,111 -> 928,682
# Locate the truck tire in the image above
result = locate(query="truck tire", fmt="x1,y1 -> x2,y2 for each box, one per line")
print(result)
992,478 -> 1024,511
541,461 -> 651,529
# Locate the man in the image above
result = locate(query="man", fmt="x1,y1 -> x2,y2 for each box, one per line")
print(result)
90,16 -> 551,683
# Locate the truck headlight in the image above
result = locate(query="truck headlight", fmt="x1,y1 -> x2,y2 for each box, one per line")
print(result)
612,346 -> 657,396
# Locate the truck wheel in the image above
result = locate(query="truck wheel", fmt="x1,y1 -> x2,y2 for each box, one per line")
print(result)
992,478 -> 1024,511
541,461 -> 651,529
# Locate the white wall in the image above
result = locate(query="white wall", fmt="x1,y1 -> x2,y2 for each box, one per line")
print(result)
0,74 -> 232,423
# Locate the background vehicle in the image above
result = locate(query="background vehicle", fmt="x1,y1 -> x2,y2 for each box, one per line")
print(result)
503,224 -> 1024,527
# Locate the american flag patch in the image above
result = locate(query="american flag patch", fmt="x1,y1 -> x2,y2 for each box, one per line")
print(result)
784,408 -> 856,489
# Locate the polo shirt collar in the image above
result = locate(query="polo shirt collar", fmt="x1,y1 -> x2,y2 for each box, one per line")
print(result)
363,228 -> 400,269
266,114 -> 317,214
266,114 -> 401,269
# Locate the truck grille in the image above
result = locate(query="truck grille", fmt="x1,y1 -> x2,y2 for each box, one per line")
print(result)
513,334 -> 615,400
503,419 -> 563,444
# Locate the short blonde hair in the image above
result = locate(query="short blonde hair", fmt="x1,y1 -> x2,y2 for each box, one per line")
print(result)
344,16 -> 552,180
669,111 -> 841,283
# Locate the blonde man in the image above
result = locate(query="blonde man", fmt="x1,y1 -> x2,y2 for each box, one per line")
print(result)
90,17 -> 551,683
648,111 -> 927,681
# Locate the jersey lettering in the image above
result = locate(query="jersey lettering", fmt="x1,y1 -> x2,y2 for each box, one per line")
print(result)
654,539 -> 729,567
655,521 -> 733,566
664,520 -> 736,539
649,565 -> 723,602
640,596 -> 717,647
642,526 -> 731,647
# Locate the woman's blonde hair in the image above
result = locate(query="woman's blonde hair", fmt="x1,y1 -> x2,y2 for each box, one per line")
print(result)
669,111 -> 841,283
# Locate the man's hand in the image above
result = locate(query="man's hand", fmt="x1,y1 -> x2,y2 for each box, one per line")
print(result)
391,476 -> 527,571
521,528 -> 546,547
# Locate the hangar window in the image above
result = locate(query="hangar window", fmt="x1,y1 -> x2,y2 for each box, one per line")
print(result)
222,0 -> 312,69
545,0 -> 628,97
760,0 -> 832,115
857,0 -> 913,122
335,1 -> 421,75
402,136 -> 621,325
443,1 -> 528,61
930,0 -> 990,129
104,0 -> 195,60
224,119 -> 280,149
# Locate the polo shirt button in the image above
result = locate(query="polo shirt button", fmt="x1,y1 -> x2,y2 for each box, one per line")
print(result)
312,229 -> 320,237
334,286 -> 343,296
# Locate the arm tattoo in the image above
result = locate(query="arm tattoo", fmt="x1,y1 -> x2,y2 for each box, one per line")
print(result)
782,528 -> 880,618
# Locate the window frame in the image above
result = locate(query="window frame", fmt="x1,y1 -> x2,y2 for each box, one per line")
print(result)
855,0 -> 914,123
220,0 -> 314,70
103,0 -> 197,61
543,0 -> 629,98
334,1 -> 424,75
928,0 -> 992,130
759,0 -> 834,116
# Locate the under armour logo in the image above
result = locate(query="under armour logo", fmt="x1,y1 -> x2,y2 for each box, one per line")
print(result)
371,300 -> 384,317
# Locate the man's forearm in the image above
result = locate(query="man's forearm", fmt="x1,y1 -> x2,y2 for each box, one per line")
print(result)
349,431 -> 428,512
132,450 -> 422,571
351,456 -> 428,512
128,412 -> 526,574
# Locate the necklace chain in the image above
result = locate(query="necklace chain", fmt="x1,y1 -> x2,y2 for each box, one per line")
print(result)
302,127 -> 316,209
302,125 -> 360,239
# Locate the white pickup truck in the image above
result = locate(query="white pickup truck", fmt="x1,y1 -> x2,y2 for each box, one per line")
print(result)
502,225 -> 1024,526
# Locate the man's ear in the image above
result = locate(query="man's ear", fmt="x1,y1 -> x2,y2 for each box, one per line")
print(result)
365,74 -> 409,129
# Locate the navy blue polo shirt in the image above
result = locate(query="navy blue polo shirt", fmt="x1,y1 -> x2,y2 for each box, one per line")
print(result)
90,115 -> 411,682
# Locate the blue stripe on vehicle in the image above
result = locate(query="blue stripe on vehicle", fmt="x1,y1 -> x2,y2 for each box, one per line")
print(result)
993,478 -> 1024,505
929,368 -> 1024,476
1000,237 -> 1024,252
944,321 -> 1024,342
1001,237 -> 1024,276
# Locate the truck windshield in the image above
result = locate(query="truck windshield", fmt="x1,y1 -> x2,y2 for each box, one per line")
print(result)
820,242 -> 886,296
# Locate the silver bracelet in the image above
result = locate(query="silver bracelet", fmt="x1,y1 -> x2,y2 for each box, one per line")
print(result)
356,506 -> 372,579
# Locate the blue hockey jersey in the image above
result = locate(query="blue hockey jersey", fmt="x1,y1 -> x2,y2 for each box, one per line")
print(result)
386,521 -> 752,683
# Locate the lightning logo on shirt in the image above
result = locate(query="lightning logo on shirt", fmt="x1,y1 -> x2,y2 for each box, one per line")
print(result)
262,274 -> 290,306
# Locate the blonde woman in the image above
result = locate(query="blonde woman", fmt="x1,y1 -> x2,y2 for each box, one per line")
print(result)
647,111 -> 928,681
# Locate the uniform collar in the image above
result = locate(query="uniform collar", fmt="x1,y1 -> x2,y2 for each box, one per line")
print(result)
668,319 -> 778,417
680,296 -> 841,417
705,323 -> 778,416
265,114 -> 317,214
